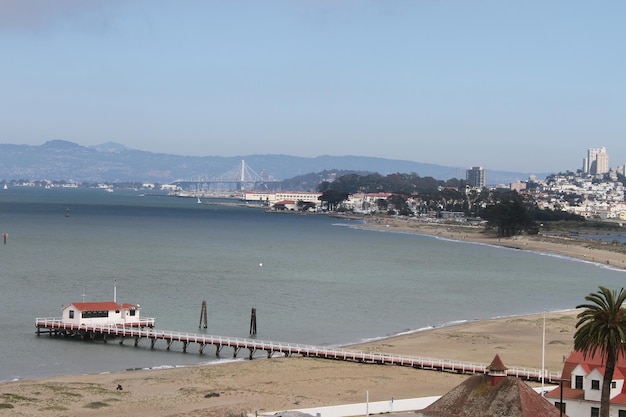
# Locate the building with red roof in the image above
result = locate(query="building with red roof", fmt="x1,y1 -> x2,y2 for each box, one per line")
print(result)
416,354 -> 564,417
546,350 -> 626,417
61,301 -> 148,327
272,200 -> 297,211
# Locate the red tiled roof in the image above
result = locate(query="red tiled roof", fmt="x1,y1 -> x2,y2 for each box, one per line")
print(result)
548,349 -> 626,405
545,386 -> 584,401
562,350 -> 626,381
420,375 -> 564,417
488,354 -> 508,372
68,302 -> 122,311
565,350 -> 626,368
610,392 -> 626,405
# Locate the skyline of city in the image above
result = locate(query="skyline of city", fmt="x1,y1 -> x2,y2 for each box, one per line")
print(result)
1,1 -> 624,173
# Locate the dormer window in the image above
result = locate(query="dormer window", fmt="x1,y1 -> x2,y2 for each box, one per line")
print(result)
575,375 -> 583,389
591,380 -> 600,390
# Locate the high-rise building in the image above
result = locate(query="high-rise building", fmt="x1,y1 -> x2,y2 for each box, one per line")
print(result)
583,147 -> 609,175
466,166 -> 486,188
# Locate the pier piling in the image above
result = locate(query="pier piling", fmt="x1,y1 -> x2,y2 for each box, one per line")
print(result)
249,307 -> 257,335
199,300 -> 208,329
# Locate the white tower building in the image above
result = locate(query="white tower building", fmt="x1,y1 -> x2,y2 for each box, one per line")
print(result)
583,147 -> 609,175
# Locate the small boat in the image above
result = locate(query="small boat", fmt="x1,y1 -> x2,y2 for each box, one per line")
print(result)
197,197 -> 202,204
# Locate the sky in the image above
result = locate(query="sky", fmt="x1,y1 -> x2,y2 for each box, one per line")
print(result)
1,1 -> 624,173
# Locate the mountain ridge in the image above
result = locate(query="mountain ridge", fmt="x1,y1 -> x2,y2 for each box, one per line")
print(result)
0,140 -> 548,185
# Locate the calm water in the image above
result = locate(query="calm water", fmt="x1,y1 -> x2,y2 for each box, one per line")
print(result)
1,187 -> 624,381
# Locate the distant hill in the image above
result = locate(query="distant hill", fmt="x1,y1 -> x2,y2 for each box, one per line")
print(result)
0,140 -> 548,185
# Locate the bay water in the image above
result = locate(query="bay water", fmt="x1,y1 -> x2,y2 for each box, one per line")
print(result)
1,187 -> 624,381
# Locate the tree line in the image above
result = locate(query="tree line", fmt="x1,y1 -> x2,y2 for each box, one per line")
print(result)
315,172 -> 584,237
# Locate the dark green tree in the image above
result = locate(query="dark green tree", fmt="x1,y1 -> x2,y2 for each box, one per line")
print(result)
480,192 -> 534,237
387,194 -> 411,216
296,200 -> 316,212
318,190 -> 349,211
376,198 -> 388,211
574,286 -> 626,417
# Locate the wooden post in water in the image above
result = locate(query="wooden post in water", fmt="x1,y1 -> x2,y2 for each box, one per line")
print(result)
249,308 -> 257,335
199,300 -> 208,329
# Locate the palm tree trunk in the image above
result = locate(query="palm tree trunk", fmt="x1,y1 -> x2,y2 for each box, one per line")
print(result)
601,349 -> 617,417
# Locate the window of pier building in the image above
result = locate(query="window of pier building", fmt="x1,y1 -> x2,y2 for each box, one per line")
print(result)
81,310 -> 109,319
592,379 -> 600,390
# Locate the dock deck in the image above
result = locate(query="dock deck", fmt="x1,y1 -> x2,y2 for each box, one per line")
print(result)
35,317 -> 562,383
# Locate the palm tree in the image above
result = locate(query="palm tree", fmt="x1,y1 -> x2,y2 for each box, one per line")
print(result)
574,286 -> 626,417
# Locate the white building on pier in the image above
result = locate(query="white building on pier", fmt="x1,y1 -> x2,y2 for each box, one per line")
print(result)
61,301 -> 147,327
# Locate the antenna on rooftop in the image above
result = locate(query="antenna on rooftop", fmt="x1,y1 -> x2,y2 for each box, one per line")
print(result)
113,278 -> 117,303
81,284 -> 86,302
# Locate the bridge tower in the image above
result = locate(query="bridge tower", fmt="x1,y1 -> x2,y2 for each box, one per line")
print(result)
238,160 -> 264,192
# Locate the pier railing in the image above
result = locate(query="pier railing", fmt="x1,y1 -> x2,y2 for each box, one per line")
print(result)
35,317 -> 155,328
34,318 -> 562,383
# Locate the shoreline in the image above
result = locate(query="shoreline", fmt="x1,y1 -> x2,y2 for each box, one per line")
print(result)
354,216 -> 626,270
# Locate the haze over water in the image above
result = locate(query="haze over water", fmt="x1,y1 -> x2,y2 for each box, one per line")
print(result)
1,187 -> 624,381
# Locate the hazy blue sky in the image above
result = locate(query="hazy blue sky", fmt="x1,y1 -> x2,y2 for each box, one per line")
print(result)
1,1 -> 624,173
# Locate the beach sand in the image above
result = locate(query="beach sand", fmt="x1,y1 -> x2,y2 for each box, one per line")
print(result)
359,217 -> 626,269
2,220 -> 622,417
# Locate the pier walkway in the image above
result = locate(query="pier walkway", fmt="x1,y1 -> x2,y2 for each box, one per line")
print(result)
35,318 -> 562,383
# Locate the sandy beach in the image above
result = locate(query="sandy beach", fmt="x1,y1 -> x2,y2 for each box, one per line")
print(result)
2,220 -> 624,417
359,217 -> 626,270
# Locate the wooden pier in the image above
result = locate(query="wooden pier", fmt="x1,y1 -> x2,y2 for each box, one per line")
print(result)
35,318 -> 562,383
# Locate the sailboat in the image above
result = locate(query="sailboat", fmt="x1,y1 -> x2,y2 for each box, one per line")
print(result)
197,197 -> 202,204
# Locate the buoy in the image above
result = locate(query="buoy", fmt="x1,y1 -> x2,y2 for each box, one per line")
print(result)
259,262 -> 263,267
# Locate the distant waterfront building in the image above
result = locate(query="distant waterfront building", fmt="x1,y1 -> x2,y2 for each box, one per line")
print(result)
466,166 -> 485,188
583,147 -> 609,175
243,191 -> 321,205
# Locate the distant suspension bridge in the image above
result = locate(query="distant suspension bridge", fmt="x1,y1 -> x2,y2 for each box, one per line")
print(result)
170,160 -> 278,193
